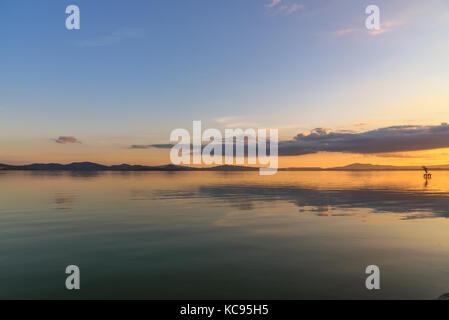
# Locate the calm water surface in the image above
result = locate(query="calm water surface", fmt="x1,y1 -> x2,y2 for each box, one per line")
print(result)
1,171 -> 449,299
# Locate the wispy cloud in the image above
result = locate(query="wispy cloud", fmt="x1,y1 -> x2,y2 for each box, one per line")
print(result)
335,20 -> 403,37
334,28 -> 357,37
215,116 -> 238,124
130,144 -> 174,149
77,27 -> 144,48
368,20 -> 403,36
54,136 -> 81,144
266,1 -> 304,16
284,4 -> 304,15
214,116 -> 258,129
376,152 -> 449,159
265,0 -> 282,8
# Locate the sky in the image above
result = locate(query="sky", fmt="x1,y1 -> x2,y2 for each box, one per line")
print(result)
1,0 -> 449,167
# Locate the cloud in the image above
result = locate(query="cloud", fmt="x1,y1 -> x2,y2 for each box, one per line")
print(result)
215,116 -> 237,124
376,152 -> 449,159
77,27 -> 144,48
131,123 -> 449,157
130,144 -> 174,149
266,0 -> 282,8
278,123 -> 449,156
334,28 -> 357,36
266,1 -> 304,16
214,116 -> 258,129
54,136 -> 81,144
335,20 -> 403,37
285,4 -> 304,15
368,20 -> 403,36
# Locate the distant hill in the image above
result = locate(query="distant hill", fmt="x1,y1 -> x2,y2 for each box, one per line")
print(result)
0,164 -> 17,170
0,162 -> 191,171
25,162 -> 109,171
1,162 -> 449,171
0,162 -> 260,171
329,163 -> 416,171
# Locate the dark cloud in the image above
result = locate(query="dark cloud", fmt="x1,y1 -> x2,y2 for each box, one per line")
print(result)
54,136 -> 81,144
130,123 -> 449,156
130,144 -> 174,149
278,123 -> 449,156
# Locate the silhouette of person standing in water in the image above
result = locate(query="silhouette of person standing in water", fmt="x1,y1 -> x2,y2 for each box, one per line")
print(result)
423,166 -> 432,180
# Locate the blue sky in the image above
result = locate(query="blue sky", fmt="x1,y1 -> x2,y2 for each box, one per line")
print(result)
1,0 -> 449,165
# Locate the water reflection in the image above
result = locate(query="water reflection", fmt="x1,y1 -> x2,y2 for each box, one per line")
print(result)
196,184 -> 449,219
53,193 -> 78,210
2,170 -> 449,299
136,170 -> 449,219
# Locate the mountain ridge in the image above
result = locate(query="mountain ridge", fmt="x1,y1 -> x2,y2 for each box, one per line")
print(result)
1,162 -> 449,171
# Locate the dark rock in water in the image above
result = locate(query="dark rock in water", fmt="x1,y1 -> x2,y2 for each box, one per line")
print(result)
437,293 -> 449,300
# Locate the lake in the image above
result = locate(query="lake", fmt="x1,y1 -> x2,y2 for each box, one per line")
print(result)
1,170 -> 449,299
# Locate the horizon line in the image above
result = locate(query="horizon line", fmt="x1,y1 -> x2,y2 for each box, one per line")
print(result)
1,161 -> 448,171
